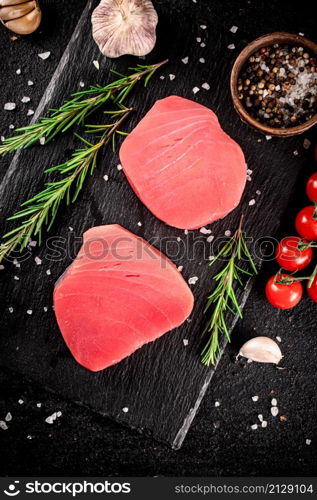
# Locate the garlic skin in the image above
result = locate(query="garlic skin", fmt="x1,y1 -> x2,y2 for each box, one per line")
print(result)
0,0 -> 41,35
238,336 -> 283,364
91,0 -> 158,58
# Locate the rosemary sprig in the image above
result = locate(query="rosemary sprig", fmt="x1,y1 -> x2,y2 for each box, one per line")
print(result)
202,217 -> 258,366
0,59 -> 167,156
0,107 -> 132,263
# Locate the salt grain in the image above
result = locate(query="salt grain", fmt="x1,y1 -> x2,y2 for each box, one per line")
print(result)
26,309 -> 33,315
228,44 -> 235,50
207,235 -> 214,243
271,398 -> 277,406
258,414 -> 263,422
182,57 -> 189,64
225,230 -> 231,237
169,74 -> 175,81
184,229 -> 189,235
177,265 -> 183,272
230,25 -> 238,33
266,135 -> 272,141
1,136 -> 4,142
251,424 -> 258,430
16,68 -> 21,75
36,403 -> 42,408
303,138 -> 311,149
306,439 -> 311,445
188,276 -> 199,285
293,150 -> 299,156
38,51 -> 51,60
200,42 -> 206,48
199,58 -> 205,63
192,86 -> 200,94
271,406 -> 279,417
13,259 -> 20,268
200,25 -> 207,29
200,227 -> 211,235
252,396 -> 259,402
215,401 -> 220,407
39,137 -> 45,145
276,336 -> 282,342
46,269 -> 51,276
27,109 -> 34,116
122,407 -> 129,413
21,96 -> 30,103
196,37 -> 201,43
0,421 -> 8,430
4,103 -> 16,111
9,124 -> 15,129
183,339 -> 189,346
79,81 -> 85,88
177,237 -> 181,242
5,412 -> 12,422
0,264 -> 4,270
137,221 -> 142,227
28,80 -> 34,86
18,399 -> 24,404
202,82 -> 210,90
256,190 -> 261,195
261,421 -> 268,428
93,60 -> 100,70
117,164 -> 122,171
159,75 -> 165,80
8,307 -> 14,313
103,174 -> 109,181
249,199 -> 256,206
35,256 -> 42,265
14,276 -> 19,281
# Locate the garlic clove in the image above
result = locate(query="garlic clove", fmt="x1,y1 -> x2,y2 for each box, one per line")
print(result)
91,0 -> 158,58
3,6 -> 41,34
238,336 -> 283,364
1,0 -> 36,21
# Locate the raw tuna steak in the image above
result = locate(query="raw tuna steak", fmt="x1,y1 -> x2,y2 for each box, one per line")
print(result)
54,225 -> 194,372
120,96 -> 246,229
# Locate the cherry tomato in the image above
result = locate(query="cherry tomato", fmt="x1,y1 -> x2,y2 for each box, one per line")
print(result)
306,173 -> 317,203
275,236 -> 312,271
295,206 -> 317,241
265,273 -> 303,309
307,275 -> 317,303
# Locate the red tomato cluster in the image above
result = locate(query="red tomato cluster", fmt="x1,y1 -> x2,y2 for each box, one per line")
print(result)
266,159 -> 317,309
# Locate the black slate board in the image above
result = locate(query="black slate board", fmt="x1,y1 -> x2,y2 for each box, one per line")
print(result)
0,0 -> 313,448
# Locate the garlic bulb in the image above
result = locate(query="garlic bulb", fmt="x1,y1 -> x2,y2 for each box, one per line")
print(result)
238,336 -> 283,364
0,0 -> 41,35
91,0 -> 158,58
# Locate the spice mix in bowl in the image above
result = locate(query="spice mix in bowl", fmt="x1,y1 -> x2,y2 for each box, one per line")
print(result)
231,32 -> 317,136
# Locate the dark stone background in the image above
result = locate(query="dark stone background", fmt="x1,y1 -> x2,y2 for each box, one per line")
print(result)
0,0 -> 316,476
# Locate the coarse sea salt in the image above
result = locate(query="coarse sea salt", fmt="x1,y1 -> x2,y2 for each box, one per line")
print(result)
200,227 -> 211,235
0,421 -> 8,431
276,336 -> 282,342
200,25 -> 207,29
200,42 -> 206,48
251,424 -> 258,430
207,235 -> 214,243
46,269 -> 51,276
9,124 -> 15,129
271,398 -> 277,406
252,396 -> 259,402
192,86 -> 200,94
4,103 -> 16,111
169,74 -> 175,81
182,57 -> 189,64
177,265 -> 183,272
21,96 -> 30,103
225,230 -> 231,237
5,412 -> 12,422
249,199 -> 256,206
271,406 -> 279,417
28,80 -> 34,86
26,309 -> 33,315
27,110 -> 34,116
38,51 -> 51,60
183,339 -> 189,346
35,256 -> 42,265
14,276 -> 19,281
230,25 -> 238,33
93,60 -> 100,70
202,82 -> 210,90
215,401 -> 220,407
16,68 -> 21,75
117,164 -> 122,170
188,276 -> 199,285
39,137 -> 45,145
261,421 -> 268,428
196,37 -> 201,43
266,135 -> 272,141
18,399 -> 24,404
258,414 -> 263,422
43,307 -> 48,312
103,174 -> 109,181
228,44 -> 235,50
137,221 -> 142,227
306,439 -> 311,445
256,190 -> 261,195
36,403 -> 42,408
79,81 -> 85,87
122,407 -> 129,413
0,264 -> 4,270
8,307 -> 14,313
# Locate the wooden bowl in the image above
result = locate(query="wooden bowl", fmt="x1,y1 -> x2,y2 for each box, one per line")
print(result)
230,32 -> 317,137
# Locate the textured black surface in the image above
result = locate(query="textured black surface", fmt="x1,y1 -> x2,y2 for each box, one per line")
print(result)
0,0 -> 317,476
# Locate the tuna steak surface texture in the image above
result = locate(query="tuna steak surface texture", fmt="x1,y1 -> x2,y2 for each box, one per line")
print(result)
120,96 -> 246,229
54,225 -> 194,372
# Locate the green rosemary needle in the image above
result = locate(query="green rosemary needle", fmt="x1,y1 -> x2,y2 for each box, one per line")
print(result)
202,217 -> 257,366
0,107 -> 132,264
0,59 -> 167,156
